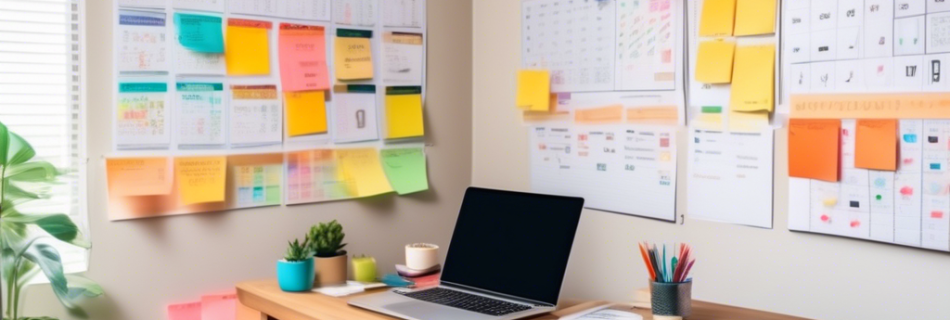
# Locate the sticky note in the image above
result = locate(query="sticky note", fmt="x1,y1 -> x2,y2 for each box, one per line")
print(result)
335,148 -> 394,197
106,157 -> 173,197
516,70 -> 551,111
734,0 -> 776,36
279,23 -> 330,91
174,13 -> 224,53
385,86 -> 424,139
335,29 -> 374,80
201,292 -> 237,320
728,111 -> 769,133
226,19 -> 271,75
285,90 -> 328,136
699,0 -> 736,37
856,119 -> 899,171
380,148 -> 429,195
168,301 -> 202,320
789,119 -> 841,182
696,40 -> 736,84
176,156 -> 227,205
730,45 -> 775,113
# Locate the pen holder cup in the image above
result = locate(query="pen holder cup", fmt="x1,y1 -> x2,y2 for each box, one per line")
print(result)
651,280 -> 692,318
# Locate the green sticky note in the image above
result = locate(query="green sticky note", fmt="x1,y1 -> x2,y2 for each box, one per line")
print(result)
380,148 -> 429,195
174,13 -> 224,53
266,186 -> 281,205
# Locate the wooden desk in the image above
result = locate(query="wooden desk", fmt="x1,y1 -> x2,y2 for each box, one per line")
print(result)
237,280 -> 811,320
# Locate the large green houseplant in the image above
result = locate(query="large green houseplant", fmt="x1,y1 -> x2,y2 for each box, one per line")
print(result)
0,121 -> 103,320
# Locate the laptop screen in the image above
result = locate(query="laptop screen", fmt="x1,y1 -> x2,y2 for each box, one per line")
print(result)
440,187 -> 584,306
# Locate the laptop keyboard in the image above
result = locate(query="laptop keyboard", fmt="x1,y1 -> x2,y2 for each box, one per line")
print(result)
397,287 -> 534,316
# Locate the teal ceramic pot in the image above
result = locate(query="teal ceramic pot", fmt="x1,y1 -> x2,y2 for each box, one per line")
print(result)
277,258 -> 315,292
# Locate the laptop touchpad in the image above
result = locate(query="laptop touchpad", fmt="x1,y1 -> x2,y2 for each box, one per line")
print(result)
385,301 -> 486,320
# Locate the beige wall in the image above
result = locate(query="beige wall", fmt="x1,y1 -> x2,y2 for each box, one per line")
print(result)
21,0 -> 473,319
473,1 -> 950,320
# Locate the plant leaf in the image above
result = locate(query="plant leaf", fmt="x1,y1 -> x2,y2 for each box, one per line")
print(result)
22,242 -> 74,309
5,161 -> 57,182
6,131 -> 36,166
65,274 -> 104,299
33,214 -> 90,249
0,121 -> 8,167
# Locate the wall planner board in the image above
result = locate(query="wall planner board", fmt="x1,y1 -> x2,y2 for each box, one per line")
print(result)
110,0 -> 428,220
522,0 -> 685,221
785,0 -> 950,251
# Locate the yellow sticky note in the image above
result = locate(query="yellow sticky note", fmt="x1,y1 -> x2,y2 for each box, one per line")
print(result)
106,157 -> 173,196
730,45 -> 775,113
226,19 -> 272,75
176,156 -> 227,205
335,29 -> 374,80
699,0 -> 736,37
734,0 -> 776,36
285,90 -> 328,136
728,111 -> 770,132
385,86 -> 424,139
696,40 -> 736,84
516,70 -> 550,111
335,148 -> 393,197
823,198 -> 838,208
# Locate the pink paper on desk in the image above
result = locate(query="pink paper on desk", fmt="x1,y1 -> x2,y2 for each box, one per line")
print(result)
201,292 -> 238,320
279,23 -> 330,92
167,301 -> 202,320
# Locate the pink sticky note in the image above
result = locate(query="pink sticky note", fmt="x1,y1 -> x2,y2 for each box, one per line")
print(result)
201,292 -> 238,320
167,301 -> 202,320
279,23 -> 330,92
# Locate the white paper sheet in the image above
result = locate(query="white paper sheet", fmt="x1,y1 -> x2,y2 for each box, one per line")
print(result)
228,0 -> 331,21
383,0 -> 425,28
118,0 -> 166,9
334,0 -> 377,27
118,10 -> 168,73
382,32 -> 424,85
615,0 -> 677,91
687,128 -> 774,228
531,124 -> 677,221
116,82 -> 171,149
172,0 -> 224,12
229,85 -> 283,147
332,87 -> 380,143
176,82 -> 226,147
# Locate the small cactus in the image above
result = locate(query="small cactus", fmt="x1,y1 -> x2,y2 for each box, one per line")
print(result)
306,220 -> 348,258
284,239 -> 313,262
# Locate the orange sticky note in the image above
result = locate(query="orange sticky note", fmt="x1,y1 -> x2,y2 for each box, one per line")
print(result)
734,0 -> 776,36
279,23 -> 330,91
285,90 -> 328,136
516,70 -> 550,111
856,119 -> 898,171
789,119 -> 841,182
201,292 -> 237,320
168,301 -> 202,320
226,19 -> 271,75
176,156 -> 227,205
699,0 -> 736,37
106,157 -> 173,196
695,39 -> 736,84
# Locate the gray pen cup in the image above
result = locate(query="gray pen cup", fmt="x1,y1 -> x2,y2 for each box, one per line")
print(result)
650,280 -> 692,318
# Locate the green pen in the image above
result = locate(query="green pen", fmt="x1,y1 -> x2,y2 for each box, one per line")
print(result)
671,257 -> 678,283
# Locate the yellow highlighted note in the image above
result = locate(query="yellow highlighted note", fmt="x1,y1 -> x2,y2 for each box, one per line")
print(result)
176,156 -> 227,205
730,44 -> 775,113
728,111 -> 770,133
385,86 -> 424,139
516,70 -> 550,111
336,148 -> 394,197
575,105 -> 623,124
335,29 -> 374,80
790,93 -> 950,119
226,19 -> 271,75
696,40 -> 736,84
285,90 -> 328,136
734,0 -> 776,36
699,0 -> 736,37
106,157 -> 173,196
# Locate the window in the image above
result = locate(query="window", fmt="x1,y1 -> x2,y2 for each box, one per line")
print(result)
0,0 -> 87,273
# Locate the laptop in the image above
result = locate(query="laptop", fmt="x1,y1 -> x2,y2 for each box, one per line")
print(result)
349,187 -> 585,320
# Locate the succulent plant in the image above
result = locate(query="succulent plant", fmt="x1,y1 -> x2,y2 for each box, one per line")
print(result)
284,239 -> 313,262
306,220 -> 347,258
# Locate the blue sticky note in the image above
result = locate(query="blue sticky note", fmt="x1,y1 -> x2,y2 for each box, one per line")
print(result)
174,13 -> 224,53
931,163 -> 942,170
903,134 -> 917,143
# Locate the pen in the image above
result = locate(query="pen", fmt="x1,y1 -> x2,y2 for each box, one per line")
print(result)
662,245 -> 668,282
638,243 -> 656,281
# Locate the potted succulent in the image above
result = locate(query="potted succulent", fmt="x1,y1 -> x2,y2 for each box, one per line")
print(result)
306,220 -> 347,286
276,239 -> 315,292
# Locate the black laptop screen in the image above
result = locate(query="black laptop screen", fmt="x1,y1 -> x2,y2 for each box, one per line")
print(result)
440,187 -> 584,306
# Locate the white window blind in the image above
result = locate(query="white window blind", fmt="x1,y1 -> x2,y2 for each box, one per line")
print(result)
0,0 -> 87,273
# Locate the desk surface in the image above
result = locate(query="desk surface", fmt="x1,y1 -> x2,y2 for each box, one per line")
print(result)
237,280 -> 811,320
